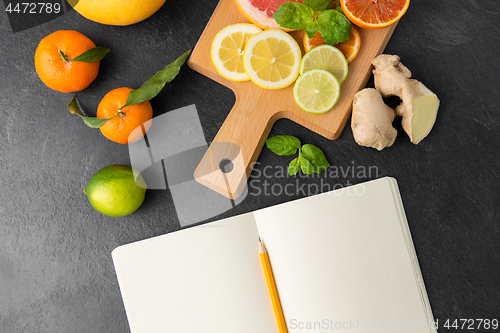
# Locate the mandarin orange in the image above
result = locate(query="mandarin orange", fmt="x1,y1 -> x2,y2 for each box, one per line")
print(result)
35,30 -> 100,93
97,87 -> 153,144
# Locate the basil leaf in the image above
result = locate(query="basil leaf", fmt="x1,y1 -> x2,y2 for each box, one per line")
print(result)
301,144 -> 330,174
316,9 -> 351,46
288,158 -> 301,176
123,49 -> 191,108
299,156 -> 314,175
72,47 -> 110,62
68,95 -> 117,128
266,135 -> 301,156
303,0 -> 334,11
274,2 -> 314,30
305,24 -> 319,39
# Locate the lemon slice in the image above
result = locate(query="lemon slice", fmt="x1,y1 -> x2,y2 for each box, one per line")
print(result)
243,29 -> 301,89
293,69 -> 340,114
300,44 -> 348,85
211,23 -> 262,82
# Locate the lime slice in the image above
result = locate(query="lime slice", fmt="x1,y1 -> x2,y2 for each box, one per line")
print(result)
243,29 -> 301,90
300,44 -> 348,85
293,69 -> 340,114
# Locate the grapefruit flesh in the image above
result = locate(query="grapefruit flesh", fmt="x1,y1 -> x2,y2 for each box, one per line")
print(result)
235,0 -> 303,30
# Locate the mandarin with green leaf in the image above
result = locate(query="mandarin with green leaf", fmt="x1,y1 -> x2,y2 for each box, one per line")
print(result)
35,30 -> 103,93
97,87 -> 153,144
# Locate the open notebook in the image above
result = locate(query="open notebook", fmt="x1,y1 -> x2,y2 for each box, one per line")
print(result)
112,177 -> 436,333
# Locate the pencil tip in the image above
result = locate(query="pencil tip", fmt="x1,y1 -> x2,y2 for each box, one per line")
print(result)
259,237 -> 261,242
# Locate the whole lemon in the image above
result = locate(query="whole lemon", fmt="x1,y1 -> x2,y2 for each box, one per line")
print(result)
68,0 -> 166,26
84,165 -> 147,217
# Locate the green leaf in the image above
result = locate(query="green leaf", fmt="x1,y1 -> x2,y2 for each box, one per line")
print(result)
305,25 -> 319,39
68,95 -> 118,128
266,135 -> 301,156
72,47 -> 110,62
68,95 -> 84,117
123,49 -> 191,108
302,0 -> 335,11
299,156 -> 314,175
288,158 -> 301,176
273,2 -> 314,30
301,144 -> 330,174
316,9 -> 351,46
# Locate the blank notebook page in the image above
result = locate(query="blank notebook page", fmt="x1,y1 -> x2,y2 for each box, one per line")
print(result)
254,178 -> 431,332
112,213 -> 277,333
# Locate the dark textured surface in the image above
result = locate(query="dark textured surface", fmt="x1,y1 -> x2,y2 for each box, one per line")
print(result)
0,0 -> 499,332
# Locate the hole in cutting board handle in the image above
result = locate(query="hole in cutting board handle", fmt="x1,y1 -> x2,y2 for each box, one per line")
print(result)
219,159 -> 234,174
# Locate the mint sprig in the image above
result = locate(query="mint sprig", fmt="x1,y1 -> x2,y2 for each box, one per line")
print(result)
274,3 -> 351,46
303,0 -> 336,11
266,135 -> 330,175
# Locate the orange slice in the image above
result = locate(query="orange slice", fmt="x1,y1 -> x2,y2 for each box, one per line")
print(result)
303,25 -> 361,63
340,0 -> 410,29
234,0 -> 302,30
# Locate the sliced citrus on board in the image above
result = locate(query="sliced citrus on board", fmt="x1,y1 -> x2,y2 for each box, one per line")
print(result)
211,23 -> 262,82
300,44 -> 348,85
243,29 -> 301,89
293,69 -> 340,113
234,0 -> 302,30
303,25 -> 361,63
340,0 -> 410,29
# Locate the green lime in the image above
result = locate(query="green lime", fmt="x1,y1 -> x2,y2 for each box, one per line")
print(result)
84,164 -> 147,217
293,69 -> 340,114
299,44 -> 348,85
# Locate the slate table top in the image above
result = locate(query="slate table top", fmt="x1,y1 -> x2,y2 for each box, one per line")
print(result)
1,0 -> 499,332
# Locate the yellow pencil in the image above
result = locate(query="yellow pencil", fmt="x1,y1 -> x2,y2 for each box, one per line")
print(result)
259,238 -> 288,333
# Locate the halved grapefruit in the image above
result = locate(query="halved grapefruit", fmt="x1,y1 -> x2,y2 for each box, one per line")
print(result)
234,0 -> 303,30
340,0 -> 410,29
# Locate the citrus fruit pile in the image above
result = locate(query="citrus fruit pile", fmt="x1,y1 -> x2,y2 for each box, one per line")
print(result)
303,25 -> 361,63
294,45 -> 348,113
34,7 -> 187,217
212,24 -> 301,90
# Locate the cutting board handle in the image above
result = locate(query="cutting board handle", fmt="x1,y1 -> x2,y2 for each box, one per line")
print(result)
194,92 -> 280,200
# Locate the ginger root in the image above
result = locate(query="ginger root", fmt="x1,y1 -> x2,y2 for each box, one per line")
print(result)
351,88 -> 397,151
372,54 -> 440,144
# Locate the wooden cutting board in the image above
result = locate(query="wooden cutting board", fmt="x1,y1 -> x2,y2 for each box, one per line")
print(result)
188,0 -> 397,199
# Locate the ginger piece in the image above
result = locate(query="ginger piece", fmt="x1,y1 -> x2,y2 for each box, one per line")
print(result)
351,88 -> 397,151
372,54 -> 440,144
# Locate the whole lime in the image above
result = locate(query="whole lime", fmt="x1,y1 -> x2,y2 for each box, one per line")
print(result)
84,165 -> 147,217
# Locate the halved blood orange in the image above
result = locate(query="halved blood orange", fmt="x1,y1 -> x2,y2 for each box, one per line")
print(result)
340,0 -> 410,29
303,25 -> 361,63
234,0 -> 302,30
